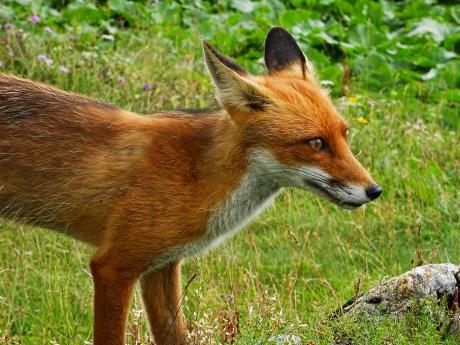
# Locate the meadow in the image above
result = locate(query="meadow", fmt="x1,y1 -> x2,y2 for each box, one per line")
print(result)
0,0 -> 459,344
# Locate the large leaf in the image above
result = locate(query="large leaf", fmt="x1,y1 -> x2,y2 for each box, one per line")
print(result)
408,18 -> 451,43
63,1 -> 103,24
231,0 -> 256,14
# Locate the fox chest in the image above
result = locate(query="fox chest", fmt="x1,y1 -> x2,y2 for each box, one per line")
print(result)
151,172 -> 280,270
199,176 -> 280,253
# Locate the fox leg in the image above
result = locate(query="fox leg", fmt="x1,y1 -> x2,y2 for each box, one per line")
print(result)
90,253 -> 139,345
140,261 -> 187,345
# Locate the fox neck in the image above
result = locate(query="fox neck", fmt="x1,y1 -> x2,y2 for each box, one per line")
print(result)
208,154 -> 280,237
147,113 -> 282,270
197,116 -> 282,250
198,115 -> 281,200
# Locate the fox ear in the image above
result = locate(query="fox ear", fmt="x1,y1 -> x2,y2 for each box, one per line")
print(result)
203,40 -> 271,114
264,27 -> 314,79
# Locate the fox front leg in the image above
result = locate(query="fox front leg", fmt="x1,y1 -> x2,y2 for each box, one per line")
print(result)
90,253 -> 138,345
140,261 -> 187,345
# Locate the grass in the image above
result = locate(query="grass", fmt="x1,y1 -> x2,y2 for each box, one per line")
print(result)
1,1 -> 459,344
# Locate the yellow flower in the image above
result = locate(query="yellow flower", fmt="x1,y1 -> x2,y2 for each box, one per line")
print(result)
357,116 -> 368,124
347,96 -> 359,103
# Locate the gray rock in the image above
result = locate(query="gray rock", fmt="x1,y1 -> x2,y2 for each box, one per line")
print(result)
268,334 -> 301,345
343,263 -> 459,315
338,263 -> 460,337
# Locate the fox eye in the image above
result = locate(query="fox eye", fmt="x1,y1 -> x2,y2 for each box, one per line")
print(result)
307,138 -> 324,152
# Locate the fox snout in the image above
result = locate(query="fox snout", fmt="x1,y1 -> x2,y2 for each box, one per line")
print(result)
319,180 -> 383,210
322,151 -> 382,209
303,175 -> 382,210
292,154 -> 382,210
328,174 -> 382,210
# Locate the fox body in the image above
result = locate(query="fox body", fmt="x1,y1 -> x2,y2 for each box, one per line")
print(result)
0,28 -> 381,345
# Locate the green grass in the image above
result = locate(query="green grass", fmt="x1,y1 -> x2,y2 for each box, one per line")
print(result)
1,1 -> 459,344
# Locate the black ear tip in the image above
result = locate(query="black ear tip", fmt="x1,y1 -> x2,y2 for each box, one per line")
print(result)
202,40 -> 213,51
268,26 -> 290,34
202,40 -> 221,59
202,39 -> 247,75
264,27 -> 306,75
266,27 -> 294,42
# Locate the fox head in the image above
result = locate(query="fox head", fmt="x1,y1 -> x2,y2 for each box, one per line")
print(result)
203,27 -> 382,209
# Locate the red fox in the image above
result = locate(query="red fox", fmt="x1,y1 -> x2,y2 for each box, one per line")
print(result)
0,27 -> 381,344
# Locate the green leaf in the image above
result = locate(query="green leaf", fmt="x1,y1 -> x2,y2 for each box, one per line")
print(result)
231,0 -> 256,14
316,31 -> 339,45
0,4 -> 15,19
407,18 -> 451,43
63,1 -> 103,25
443,89 -> 460,103
108,0 -> 136,23
421,68 -> 437,81
318,63 -> 344,93
279,9 -> 316,30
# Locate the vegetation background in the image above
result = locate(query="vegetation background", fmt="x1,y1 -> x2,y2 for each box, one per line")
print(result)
0,0 -> 459,344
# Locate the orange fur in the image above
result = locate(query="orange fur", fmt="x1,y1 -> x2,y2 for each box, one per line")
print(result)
0,28 -> 380,345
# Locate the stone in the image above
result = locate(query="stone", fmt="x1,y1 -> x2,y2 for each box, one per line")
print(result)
267,334 -> 301,345
338,263 -> 460,337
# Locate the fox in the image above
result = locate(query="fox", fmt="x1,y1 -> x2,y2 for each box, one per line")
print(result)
0,27 -> 381,345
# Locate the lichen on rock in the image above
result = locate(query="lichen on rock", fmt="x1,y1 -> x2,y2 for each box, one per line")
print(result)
337,263 -> 460,338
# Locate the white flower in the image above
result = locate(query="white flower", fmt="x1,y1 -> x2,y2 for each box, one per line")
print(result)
101,34 -> 114,41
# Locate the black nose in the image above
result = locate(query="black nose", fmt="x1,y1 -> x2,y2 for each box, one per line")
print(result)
366,184 -> 382,200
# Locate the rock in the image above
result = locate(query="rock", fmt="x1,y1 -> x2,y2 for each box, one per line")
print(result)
337,263 -> 460,337
267,334 -> 301,345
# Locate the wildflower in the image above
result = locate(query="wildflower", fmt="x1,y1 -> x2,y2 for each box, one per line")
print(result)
143,82 -> 150,90
44,26 -> 53,34
37,54 -> 53,66
101,34 -> 114,41
117,76 -> 126,85
347,96 -> 359,103
321,80 -> 334,87
81,51 -> 96,60
357,116 -> 368,124
59,66 -> 70,74
29,15 -> 40,24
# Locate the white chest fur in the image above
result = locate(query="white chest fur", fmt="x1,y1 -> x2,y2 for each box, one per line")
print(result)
151,153 -> 280,270
200,168 -> 280,253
